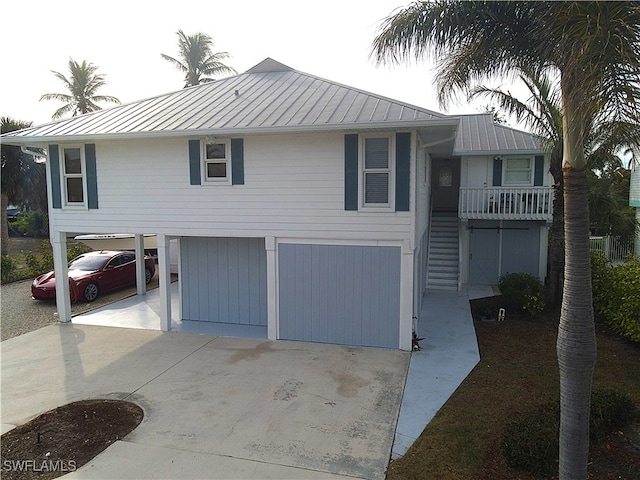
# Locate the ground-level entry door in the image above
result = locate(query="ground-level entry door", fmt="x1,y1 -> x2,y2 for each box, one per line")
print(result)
469,222 -> 500,284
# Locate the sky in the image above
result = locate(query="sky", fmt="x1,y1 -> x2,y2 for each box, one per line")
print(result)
1,0 -> 521,128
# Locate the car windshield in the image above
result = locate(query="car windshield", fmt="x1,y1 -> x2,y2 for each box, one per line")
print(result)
68,255 -> 107,271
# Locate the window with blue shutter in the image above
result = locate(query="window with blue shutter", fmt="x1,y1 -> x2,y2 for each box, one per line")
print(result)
190,138 -> 244,185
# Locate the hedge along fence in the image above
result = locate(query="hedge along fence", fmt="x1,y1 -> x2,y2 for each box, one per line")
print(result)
591,252 -> 640,343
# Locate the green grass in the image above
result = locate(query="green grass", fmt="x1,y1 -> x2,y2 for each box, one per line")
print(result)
387,298 -> 640,480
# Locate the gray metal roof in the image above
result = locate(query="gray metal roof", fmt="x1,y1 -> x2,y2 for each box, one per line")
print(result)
453,114 -> 541,155
3,58 -> 451,144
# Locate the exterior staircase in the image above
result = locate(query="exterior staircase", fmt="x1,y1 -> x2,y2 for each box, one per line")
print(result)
427,213 -> 460,290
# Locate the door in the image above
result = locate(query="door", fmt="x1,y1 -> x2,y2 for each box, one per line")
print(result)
278,243 -> 401,349
431,158 -> 460,213
469,223 -> 500,284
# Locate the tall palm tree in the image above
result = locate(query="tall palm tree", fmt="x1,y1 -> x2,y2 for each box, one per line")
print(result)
469,69 -> 638,305
469,68 -> 565,305
373,2 -> 640,478
1,117 -> 45,255
40,59 -> 121,120
161,29 -> 236,87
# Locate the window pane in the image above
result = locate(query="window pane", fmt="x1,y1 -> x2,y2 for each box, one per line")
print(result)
66,178 -> 84,203
206,143 -> 226,159
207,162 -> 227,178
506,171 -> 531,183
365,138 -> 389,169
64,148 -> 82,174
507,158 -> 530,170
365,172 -> 389,203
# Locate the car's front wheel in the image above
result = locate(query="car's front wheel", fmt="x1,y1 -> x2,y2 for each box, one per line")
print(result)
83,282 -> 99,302
145,268 -> 153,284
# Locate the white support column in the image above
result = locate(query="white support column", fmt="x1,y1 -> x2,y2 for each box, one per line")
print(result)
265,236 -> 278,340
399,240 -> 415,351
134,234 -> 146,296
51,231 -> 71,322
157,234 -> 171,331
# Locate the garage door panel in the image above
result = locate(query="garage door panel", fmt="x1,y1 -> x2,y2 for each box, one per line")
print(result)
181,237 -> 267,326
278,244 -> 400,349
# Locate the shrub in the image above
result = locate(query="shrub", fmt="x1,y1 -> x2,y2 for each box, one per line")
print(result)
10,210 -> 49,238
1,255 -> 17,283
500,403 -> 559,475
498,272 -> 546,315
590,388 -> 638,442
23,241 -> 91,277
501,389 -> 637,474
591,253 -> 640,343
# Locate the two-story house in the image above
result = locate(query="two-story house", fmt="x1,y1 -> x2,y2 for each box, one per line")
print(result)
2,58 -> 552,351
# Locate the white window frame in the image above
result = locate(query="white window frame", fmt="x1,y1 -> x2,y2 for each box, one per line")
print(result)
202,140 -> 231,185
60,145 -> 87,208
359,134 -> 395,211
503,156 -> 533,186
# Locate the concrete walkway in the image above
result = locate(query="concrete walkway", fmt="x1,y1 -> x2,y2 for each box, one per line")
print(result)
392,285 -> 490,458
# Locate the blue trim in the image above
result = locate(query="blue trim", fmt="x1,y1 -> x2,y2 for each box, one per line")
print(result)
493,157 -> 503,186
85,144 -> 98,209
188,140 -> 201,185
344,134 -> 358,210
49,144 -> 62,209
395,132 -> 410,211
231,138 -> 244,185
534,155 -> 544,186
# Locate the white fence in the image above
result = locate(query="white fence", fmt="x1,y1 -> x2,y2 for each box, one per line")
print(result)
589,235 -> 635,262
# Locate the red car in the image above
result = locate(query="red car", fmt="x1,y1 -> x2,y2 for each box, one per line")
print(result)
32,250 -> 155,303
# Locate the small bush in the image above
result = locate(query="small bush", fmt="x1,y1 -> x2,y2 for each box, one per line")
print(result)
501,403 -> 559,475
590,389 -> 638,442
498,272 -> 546,315
501,389 -> 637,474
1,255 -> 17,283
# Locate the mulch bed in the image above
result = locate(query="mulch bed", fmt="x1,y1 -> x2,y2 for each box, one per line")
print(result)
1,399 -> 143,480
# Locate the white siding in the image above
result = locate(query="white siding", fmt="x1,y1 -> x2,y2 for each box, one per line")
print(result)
48,132 -> 412,241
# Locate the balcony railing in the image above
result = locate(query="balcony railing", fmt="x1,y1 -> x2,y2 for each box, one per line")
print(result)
459,187 -> 553,221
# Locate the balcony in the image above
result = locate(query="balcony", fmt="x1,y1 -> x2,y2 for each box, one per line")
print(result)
459,187 -> 553,221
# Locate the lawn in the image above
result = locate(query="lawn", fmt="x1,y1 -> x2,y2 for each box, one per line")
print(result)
387,298 -> 640,480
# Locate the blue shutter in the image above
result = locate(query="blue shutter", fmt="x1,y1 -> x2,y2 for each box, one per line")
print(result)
85,144 -> 98,209
395,132 -> 411,211
231,138 -> 244,185
344,134 -> 358,210
534,155 -> 544,186
493,157 -> 503,186
188,140 -> 201,185
49,144 -> 62,209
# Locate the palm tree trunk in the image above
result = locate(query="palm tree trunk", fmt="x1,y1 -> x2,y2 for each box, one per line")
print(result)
547,174 -> 565,306
557,88 -> 597,479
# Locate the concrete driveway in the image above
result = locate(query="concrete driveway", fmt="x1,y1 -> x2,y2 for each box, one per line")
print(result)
1,324 -> 409,479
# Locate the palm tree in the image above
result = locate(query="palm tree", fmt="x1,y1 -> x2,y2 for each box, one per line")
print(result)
373,2 -> 640,478
1,117 -> 45,255
469,69 -> 639,305
40,59 -> 121,119
161,29 -> 236,87
469,67 -> 565,305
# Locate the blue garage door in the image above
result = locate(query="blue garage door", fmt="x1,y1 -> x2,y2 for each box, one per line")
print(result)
278,244 -> 401,349
181,237 -> 267,326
